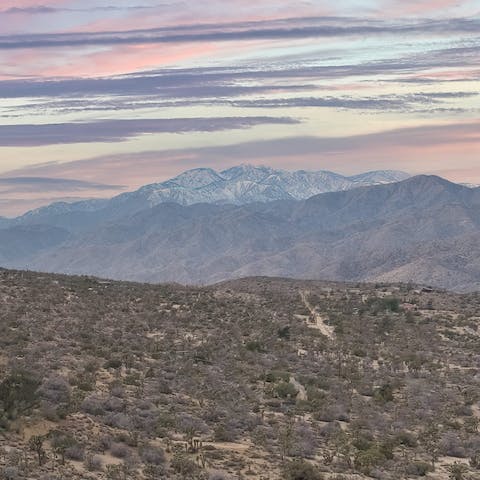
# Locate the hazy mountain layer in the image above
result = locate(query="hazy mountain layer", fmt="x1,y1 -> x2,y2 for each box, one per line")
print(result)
1,175 -> 479,291
7,166 -> 409,230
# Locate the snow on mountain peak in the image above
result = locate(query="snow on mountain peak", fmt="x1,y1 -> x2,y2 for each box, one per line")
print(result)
127,165 -> 410,208
168,167 -> 223,189
16,165 -> 411,221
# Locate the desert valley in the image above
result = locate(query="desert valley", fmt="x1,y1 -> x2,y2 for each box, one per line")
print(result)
1,270 -> 480,479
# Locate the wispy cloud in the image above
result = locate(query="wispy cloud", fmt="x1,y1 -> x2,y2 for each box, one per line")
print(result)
1,5 -> 164,14
15,91 -> 475,117
0,16 -> 478,50
0,176 -> 124,192
0,117 -> 299,146
0,0 -> 479,216
5,120 -> 479,181
2,38 -> 478,99
229,92 -> 480,112
0,176 -> 126,216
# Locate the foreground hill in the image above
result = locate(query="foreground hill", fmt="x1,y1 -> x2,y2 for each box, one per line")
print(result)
2,175 -> 480,291
1,270 -> 480,479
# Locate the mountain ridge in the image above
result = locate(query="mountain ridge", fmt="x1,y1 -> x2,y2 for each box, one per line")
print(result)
5,165 -> 410,226
1,174 -> 479,291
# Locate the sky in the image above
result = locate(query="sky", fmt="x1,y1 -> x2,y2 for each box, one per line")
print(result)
0,0 -> 479,216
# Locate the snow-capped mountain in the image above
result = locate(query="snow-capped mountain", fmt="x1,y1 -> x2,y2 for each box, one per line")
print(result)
349,170 -> 413,185
5,175 -> 480,293
15,165 -> 410,226
111,165 -> 410,208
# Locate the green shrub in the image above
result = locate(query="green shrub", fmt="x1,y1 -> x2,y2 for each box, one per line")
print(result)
283,459 -> 323,480
0,371 -> 40,420
275,381 -> 298,399
406,461 -> 433,476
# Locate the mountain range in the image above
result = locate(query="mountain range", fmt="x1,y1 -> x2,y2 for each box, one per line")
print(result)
9,165 -> 409,229
1,169 -> 479,291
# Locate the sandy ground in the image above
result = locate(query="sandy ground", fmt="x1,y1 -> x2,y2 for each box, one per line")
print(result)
290,376 -> 308,401
300,290 -> 335,339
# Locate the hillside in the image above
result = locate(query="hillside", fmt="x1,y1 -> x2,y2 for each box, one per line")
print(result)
1,270 -> 480,479
2,175 -> 479,291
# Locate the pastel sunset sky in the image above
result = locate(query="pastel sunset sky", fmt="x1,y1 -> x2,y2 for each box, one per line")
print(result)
0,0 -> 479,215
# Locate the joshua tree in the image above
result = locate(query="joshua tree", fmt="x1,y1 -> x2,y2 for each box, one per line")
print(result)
28,436 -> 46,466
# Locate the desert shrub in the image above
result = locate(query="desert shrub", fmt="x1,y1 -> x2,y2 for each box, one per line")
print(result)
440,432 -> 467,458
65,443 -> 85,461
71,372 -> 96,392
245,340 -> 265,352
283,459 -> 324,480
104,395 -> 125,412
209,471 -> 231,480
214,423 -> 237,442
171,452 -> 199,476
139,445 -> 165,465
446,462 -> 469,480
104,358 -> 122,369
81,395 -> 105,416
315,405 -> 349,423
278,326 -> 291,339
115,430 -> 138,447
371,297 -> 400,313
143,464 -> 165,479
395,431 -> 417,448
49,430 -> 81,463
0,371 -> 40,420
105,464 -> 123,480
352,432 -> 374,451
95,434 -> 113,453
38,376 -> 71,405
156,381 -> 172,395
110,443 -> 129,459
289,422 -> 317,458
251,425 -> 275,449
1,467 -> 19,480
157,412 -> 176,429
84,454 -> 103,471
176,413 -> 209,436
405,461 -> 433,476
38,376 -> 71,419
104,412 -> 132,430
264,371 -> 290,383
133,408 -> 159,434
470,452 -> 480,469
109,384 -> 125,398
354,445 -> 388,474
275,382 -> 298,399
374,384 -> 394,404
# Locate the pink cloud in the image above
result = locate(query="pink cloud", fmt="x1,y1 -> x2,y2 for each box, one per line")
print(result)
405,68 -> 480,82
4,121 -> 480,188
385,0 -> 472,16
73,1 -> 331,34
0,37 -> 221,79
0,0 -> 68,8
47,42 -> 219,78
